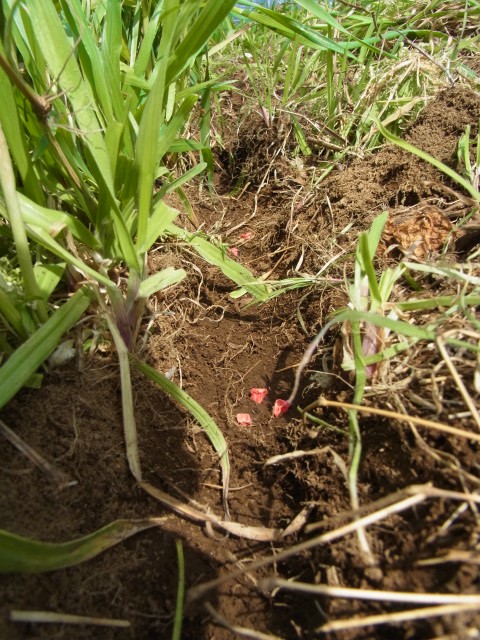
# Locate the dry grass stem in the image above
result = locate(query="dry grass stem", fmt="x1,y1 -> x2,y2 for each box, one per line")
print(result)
430,629 -> 480,640
10,610 -> 130,627
261,579 -> 480,605
188,493 -> 426,602
0,418 -> 74,488
317,603 -> 480,633
317,397 -> 480,442
281,506 -> 315,538
264,446 -> 347,477
141,480 -> 284,541
205,603 -> 283,640
436,337 -> 480,430
392,395 -> 480,487
418,549 -> 480,566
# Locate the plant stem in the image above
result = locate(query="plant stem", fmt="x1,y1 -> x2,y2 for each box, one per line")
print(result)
172,540 -> 185,640
105,313 -> 142,482
0,123 -> 48,324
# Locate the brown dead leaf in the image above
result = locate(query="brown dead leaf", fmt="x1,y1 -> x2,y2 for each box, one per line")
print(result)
383,205 -> 453,259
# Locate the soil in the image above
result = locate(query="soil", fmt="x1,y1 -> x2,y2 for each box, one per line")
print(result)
1,85 -> 480,640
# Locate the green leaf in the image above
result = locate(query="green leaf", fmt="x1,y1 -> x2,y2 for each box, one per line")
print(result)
396,295 -> 480,312
335,308 -> 436,341
291,114 -> 311,156
33,263 -> 65,300
13,194 -> 101,250
135,0 -> 179,254
132,1 -> 163,78
21,224 -> 113,289
167,224 -> 270,301
59,0 -> 114,124
139,267 -> 186,298
168,139 -> 210,152
0,519 -> 159,573
27,0 -> 114,195
156,95 -> 198,164
232,5 -> 356,58
102,0 -> 123,116
0,49 -> 44,203
133,357 -> 230,516
166,0 -> 238,84
376,120 -> 480,203
155,163 -> 207,200
144,200 -> 181,251
293,0 -> 383,55
0,287 -> 93,409
0,287 -> 26,338
0,120 -> 48,323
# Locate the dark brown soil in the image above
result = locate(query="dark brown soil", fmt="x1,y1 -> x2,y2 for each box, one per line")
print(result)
1,85 -> 480,640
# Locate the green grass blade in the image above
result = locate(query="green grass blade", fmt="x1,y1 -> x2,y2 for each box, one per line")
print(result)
288,303 -> 439,407
156,95 -> 198,163
335,309 -> 436,341
144,200 -> 181,252
132,2 -> 163,77
0,287 -> 92,408
106,205 -> 141,270
0,122 -> 47,322
0,519 -> 158,573
396,295 -> 480,312
166,0 -> 238,84
0,54 -> 43,203
105,312 -> 142,481
347,317 -> 371,558
13,194 -> 101,250
357,233 -> 381,305
59,0 -> 114,124
155,163 -> 208,200
102,0 -> 123,118
0,288 -> 26,339
294,0 -> 384,55
28,0 -> 114,195
356,212 -> 389,308
376,120 -> 480,202
172,540 -> 185,640
135,0 -> 179,255
33,263 -> 65,300
18,223 -> 113,289
404,262 -> 480,286
5,0 -> 48,87
167,224 -> 270,301
139,267 -> 186,298
232,5 -> 355,58
133,357 -> 230,517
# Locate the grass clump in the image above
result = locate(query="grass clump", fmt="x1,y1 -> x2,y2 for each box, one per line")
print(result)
0,0 -> 263,570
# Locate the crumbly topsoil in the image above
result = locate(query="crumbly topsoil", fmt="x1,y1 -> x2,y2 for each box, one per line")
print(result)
1,85 -> 479,640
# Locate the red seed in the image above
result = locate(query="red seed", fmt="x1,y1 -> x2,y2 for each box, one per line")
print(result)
250,388 -> 268,404
236,413 -> 252,426
272,399 -> 291,417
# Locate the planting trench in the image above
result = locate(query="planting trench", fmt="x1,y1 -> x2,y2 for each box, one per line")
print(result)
1,85 -> 480,639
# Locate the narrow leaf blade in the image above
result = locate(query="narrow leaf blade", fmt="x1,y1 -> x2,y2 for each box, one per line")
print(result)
0,520 -> 157,573
0,287 -> 92,408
